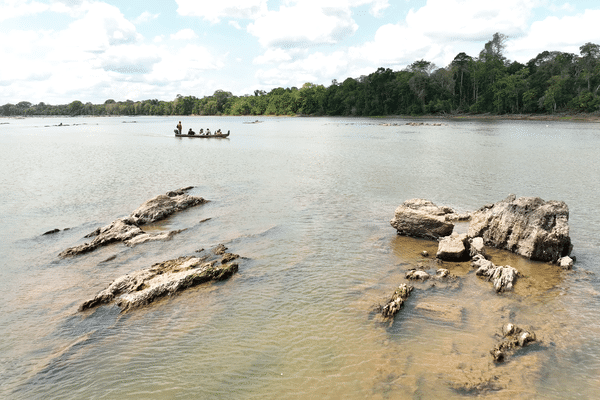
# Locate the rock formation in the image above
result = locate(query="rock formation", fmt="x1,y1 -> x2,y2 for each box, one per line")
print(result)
468,194 -> 572,262
472,254 -> 519,293
490,323 -> 537,362
80,245 -> 239,312
380,283 -> 413,318
59,187 -> 206,257
390,199 -> 456,239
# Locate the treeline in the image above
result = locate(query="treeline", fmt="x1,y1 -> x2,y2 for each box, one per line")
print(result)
2,34 -> 599,117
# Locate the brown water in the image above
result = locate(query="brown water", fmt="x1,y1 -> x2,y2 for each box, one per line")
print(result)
1,116 -> 599,399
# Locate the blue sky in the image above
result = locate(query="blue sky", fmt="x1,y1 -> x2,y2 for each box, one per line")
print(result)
1,0 -> 599,105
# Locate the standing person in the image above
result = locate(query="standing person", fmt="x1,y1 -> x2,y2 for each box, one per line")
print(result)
177,121 -> 182,134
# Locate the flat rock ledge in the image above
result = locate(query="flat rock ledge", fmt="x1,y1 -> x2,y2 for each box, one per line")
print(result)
490,323 -> 537,362
79,245 -> 239,312
468,194 -> 572,262
59,187 -> 206,257
472,254 -> 519,293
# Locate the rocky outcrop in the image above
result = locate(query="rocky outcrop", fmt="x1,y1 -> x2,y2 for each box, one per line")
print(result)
390,199 -> 455,240
380,284 -> 413,318
59,188 -> 206,257
79,245 -> 239,312
436,233 -> 470,261
468,194 -> 572,262
472,254 -> 519,293
490,323 -> 537,362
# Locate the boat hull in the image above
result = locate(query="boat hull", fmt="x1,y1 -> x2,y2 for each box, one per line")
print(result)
175,133 -> 230,138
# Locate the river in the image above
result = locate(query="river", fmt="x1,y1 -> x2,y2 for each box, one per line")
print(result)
1,116 -> 599,399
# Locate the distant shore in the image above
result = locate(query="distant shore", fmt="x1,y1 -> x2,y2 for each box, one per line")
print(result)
3,112 -> 600,122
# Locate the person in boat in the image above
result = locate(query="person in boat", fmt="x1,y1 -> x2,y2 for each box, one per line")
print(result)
206,128 -> 211,135
199,128 -> 204,134
188,128 -> 195,135
176,121 -> 182,134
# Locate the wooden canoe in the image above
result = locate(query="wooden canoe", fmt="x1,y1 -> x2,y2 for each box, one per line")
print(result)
174,130 -> 230,138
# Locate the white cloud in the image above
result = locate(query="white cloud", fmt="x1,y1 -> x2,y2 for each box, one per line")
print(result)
229,20 -> 242,29
170,28 -> 198,40
253,48 -> 293,64
406,0 -> 543,41
0,0 -> 49,21
247,2 -> 358,48
176,0 -> 267,23
133,11 -> 159,24
507,9 -> 600,62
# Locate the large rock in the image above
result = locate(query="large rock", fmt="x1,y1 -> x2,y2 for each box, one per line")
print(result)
79,245 -> 239,312
390,199 -> 455,240
59,188 -> 206,257
468,194 -> 572,262
436,233 -> 469,261
380,283 -> 413,318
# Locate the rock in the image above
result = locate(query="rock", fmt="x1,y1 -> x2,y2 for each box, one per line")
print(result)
436,268 -> 450,278
80,245 -> 239,312
436,233 -> 469,261
469,237 -> 486,258
390,199 -> 454,240
490,323 -> 536,362
421,250 -> 429,257
472,254 -> 519,293
59,188 -> 206,257
468,194 -> 572,262
558,256 -> 574,270
414,301 -> 464,324
380,284 -> 413,318
405,269 -> 431,280
43,228 -> 60,235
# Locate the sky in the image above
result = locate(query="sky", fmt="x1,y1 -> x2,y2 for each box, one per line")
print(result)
1,0 -> 600,105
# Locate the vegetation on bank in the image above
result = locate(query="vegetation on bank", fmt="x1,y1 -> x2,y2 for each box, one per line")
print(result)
2,34 -> 599,118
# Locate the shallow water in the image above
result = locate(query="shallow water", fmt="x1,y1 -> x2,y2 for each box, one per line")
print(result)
1,116 -> 599,399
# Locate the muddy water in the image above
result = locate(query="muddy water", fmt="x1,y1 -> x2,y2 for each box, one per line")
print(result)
1,116 -> 599,399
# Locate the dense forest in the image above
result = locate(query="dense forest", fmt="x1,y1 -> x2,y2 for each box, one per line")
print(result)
2,34 -> 599,117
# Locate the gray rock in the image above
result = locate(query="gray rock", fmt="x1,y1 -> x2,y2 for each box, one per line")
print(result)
59,188 -> 206,257
380,283 -> 413,318
80,245 -> 239,312
390,199 -> 454,240
472,254 -> 519,293
436,233 -> 469,261
468,194 -> 572,262
558,256 -> 574,270
405,269 -> 431,280
491,324 -> 537,362
469,237 -> 486,258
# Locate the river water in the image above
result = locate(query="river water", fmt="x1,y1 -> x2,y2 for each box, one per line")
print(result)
1,116 -> 599,399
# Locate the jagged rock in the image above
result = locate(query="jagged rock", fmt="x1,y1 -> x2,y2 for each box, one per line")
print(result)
59,188 -> 206,257
390,199 -> 455,240
436,233 -> 470,261
490,323 -> 537,362
80,245 -> 239,312
468,194 -> 572,262
469,237 -> 486,257
380,283 -> 413,318
558,256 -> 574,270
472,254 -> 519,293
405,269 -> 431,280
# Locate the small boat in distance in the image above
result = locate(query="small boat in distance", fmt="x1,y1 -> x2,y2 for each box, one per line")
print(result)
174,129 -> 230,138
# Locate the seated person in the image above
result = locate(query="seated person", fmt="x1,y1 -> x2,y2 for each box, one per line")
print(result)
188,128 -> 195,135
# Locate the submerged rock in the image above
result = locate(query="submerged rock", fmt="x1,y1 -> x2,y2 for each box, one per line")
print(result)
59,188 -> 206,257
80,245 -> 239,312
405,269 -> 431,281
380,283 -> 413,318
390,199 -> 455,240
436,233 -> 470,261
472,254 -> 519,293
468,194 -> 572,262
490,323 -> 537,362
